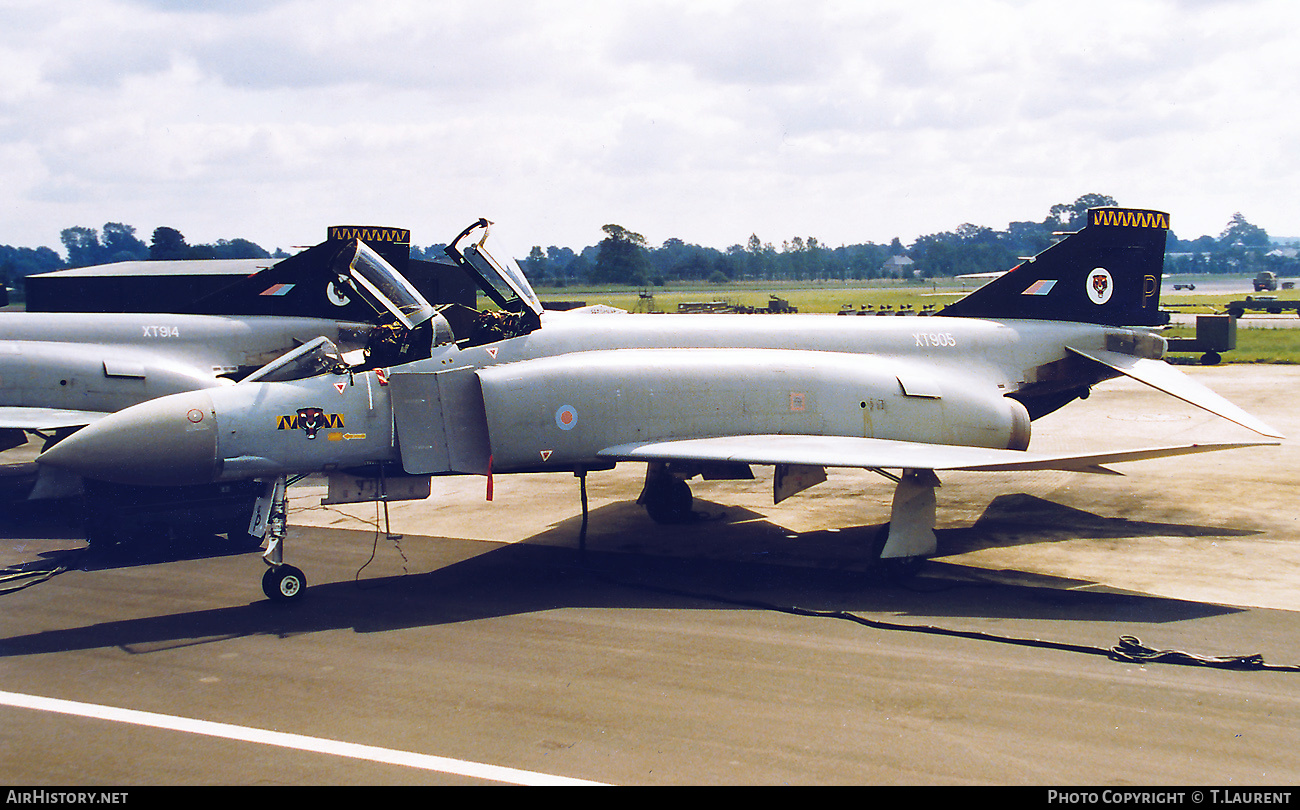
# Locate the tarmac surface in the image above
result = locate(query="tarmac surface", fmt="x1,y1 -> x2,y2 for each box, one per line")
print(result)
2,365 -> 1299,785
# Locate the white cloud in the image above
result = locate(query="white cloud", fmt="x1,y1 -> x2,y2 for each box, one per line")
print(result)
2,0 -> 1299,257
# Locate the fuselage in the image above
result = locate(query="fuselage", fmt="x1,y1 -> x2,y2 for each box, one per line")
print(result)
0,312 -> 370,421
424,311 -> 1157,471
463,309 -> 1149,388
35,309 -> 1165,487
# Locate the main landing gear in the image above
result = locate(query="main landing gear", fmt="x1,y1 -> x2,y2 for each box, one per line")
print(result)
867,468 -> 940,576
639,463 -> 695,524
880,468 -> 940,559
636,462 -> 941,576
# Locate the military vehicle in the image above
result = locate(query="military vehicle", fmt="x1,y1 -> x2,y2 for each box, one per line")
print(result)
1254,271 -> 1278,292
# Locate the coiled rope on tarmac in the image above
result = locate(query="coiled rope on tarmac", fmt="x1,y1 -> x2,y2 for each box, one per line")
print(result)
777,604 -> 1300,672
798,605 -> 1299,672
591,569 -> 1300,673
1107,634 -> 1277,670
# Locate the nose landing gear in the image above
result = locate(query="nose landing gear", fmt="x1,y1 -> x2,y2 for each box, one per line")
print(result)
252,476 -> 307,602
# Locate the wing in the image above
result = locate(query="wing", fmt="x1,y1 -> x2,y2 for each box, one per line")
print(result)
598,433 -> 1273,475
0,406 -> 109,431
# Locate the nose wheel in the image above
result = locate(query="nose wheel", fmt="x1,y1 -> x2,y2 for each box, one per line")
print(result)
262,565 -> 306,601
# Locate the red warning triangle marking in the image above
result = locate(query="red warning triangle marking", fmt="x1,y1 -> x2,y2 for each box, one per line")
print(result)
334,381 -> 347,394
540,450 -> 553,461
486,347 -> 498,358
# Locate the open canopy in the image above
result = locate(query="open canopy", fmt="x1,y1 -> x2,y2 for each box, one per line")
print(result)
445,218 -> 544,320
333,240 -> 438,330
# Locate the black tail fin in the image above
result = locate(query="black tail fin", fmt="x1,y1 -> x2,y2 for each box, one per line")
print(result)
942,207 -> 1169,326
190,226 -> 413,321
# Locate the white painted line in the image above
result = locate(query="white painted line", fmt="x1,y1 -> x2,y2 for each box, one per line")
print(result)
0,689 -> 607,786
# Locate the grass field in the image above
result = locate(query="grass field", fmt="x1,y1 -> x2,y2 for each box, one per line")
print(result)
1161,323 -> 1300,364
533,278 -> 1300,364
538,279 -> 974,315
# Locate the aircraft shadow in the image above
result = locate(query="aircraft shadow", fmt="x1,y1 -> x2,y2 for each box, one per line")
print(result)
0,510 -> 1241,659
75,534 -> 263,569
3,530 -> 261,575
1,493 -> 262,571
937,492 -> 1258,555
560,493 -> 1254,586
0,496 -> 85,541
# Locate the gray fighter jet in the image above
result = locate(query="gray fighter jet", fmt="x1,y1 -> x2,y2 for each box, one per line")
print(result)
0,315 -> 370,542
37,211 -> 1282,599
0,228 -> 450,515
1,224 -> 466,466
0,313 -> 369,439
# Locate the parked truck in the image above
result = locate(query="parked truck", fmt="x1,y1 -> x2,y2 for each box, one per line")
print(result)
1254,271 -> 1278,292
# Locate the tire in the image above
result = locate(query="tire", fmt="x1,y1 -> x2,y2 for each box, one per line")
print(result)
262,565 -> 306,601
644,478 -> 693,524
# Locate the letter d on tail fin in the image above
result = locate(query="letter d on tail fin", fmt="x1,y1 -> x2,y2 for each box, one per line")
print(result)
942,207 -> 1169,327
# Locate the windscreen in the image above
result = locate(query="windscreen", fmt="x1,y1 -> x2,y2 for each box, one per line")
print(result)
241,336 -> 347,383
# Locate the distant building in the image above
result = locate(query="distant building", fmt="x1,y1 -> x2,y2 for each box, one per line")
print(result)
881,255 -> 915,276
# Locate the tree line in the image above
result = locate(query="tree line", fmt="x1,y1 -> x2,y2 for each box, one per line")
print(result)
517,195 -> 1296,287
2,196 -> 1292,289
59,223 -> 279,268
0,223 -> 280,286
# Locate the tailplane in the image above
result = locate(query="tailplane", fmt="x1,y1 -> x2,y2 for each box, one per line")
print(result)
942,207 -> 1169,326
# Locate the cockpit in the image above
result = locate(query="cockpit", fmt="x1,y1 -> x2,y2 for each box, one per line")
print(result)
436,218 -> 544,348
241,335 -> 350,384
243,219 -> 544,383
328,218 -> 543,370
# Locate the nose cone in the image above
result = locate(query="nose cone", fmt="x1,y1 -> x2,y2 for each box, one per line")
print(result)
37,391 -> 220,486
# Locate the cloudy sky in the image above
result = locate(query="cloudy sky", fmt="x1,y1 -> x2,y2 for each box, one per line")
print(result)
2,0 -> 1297,258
